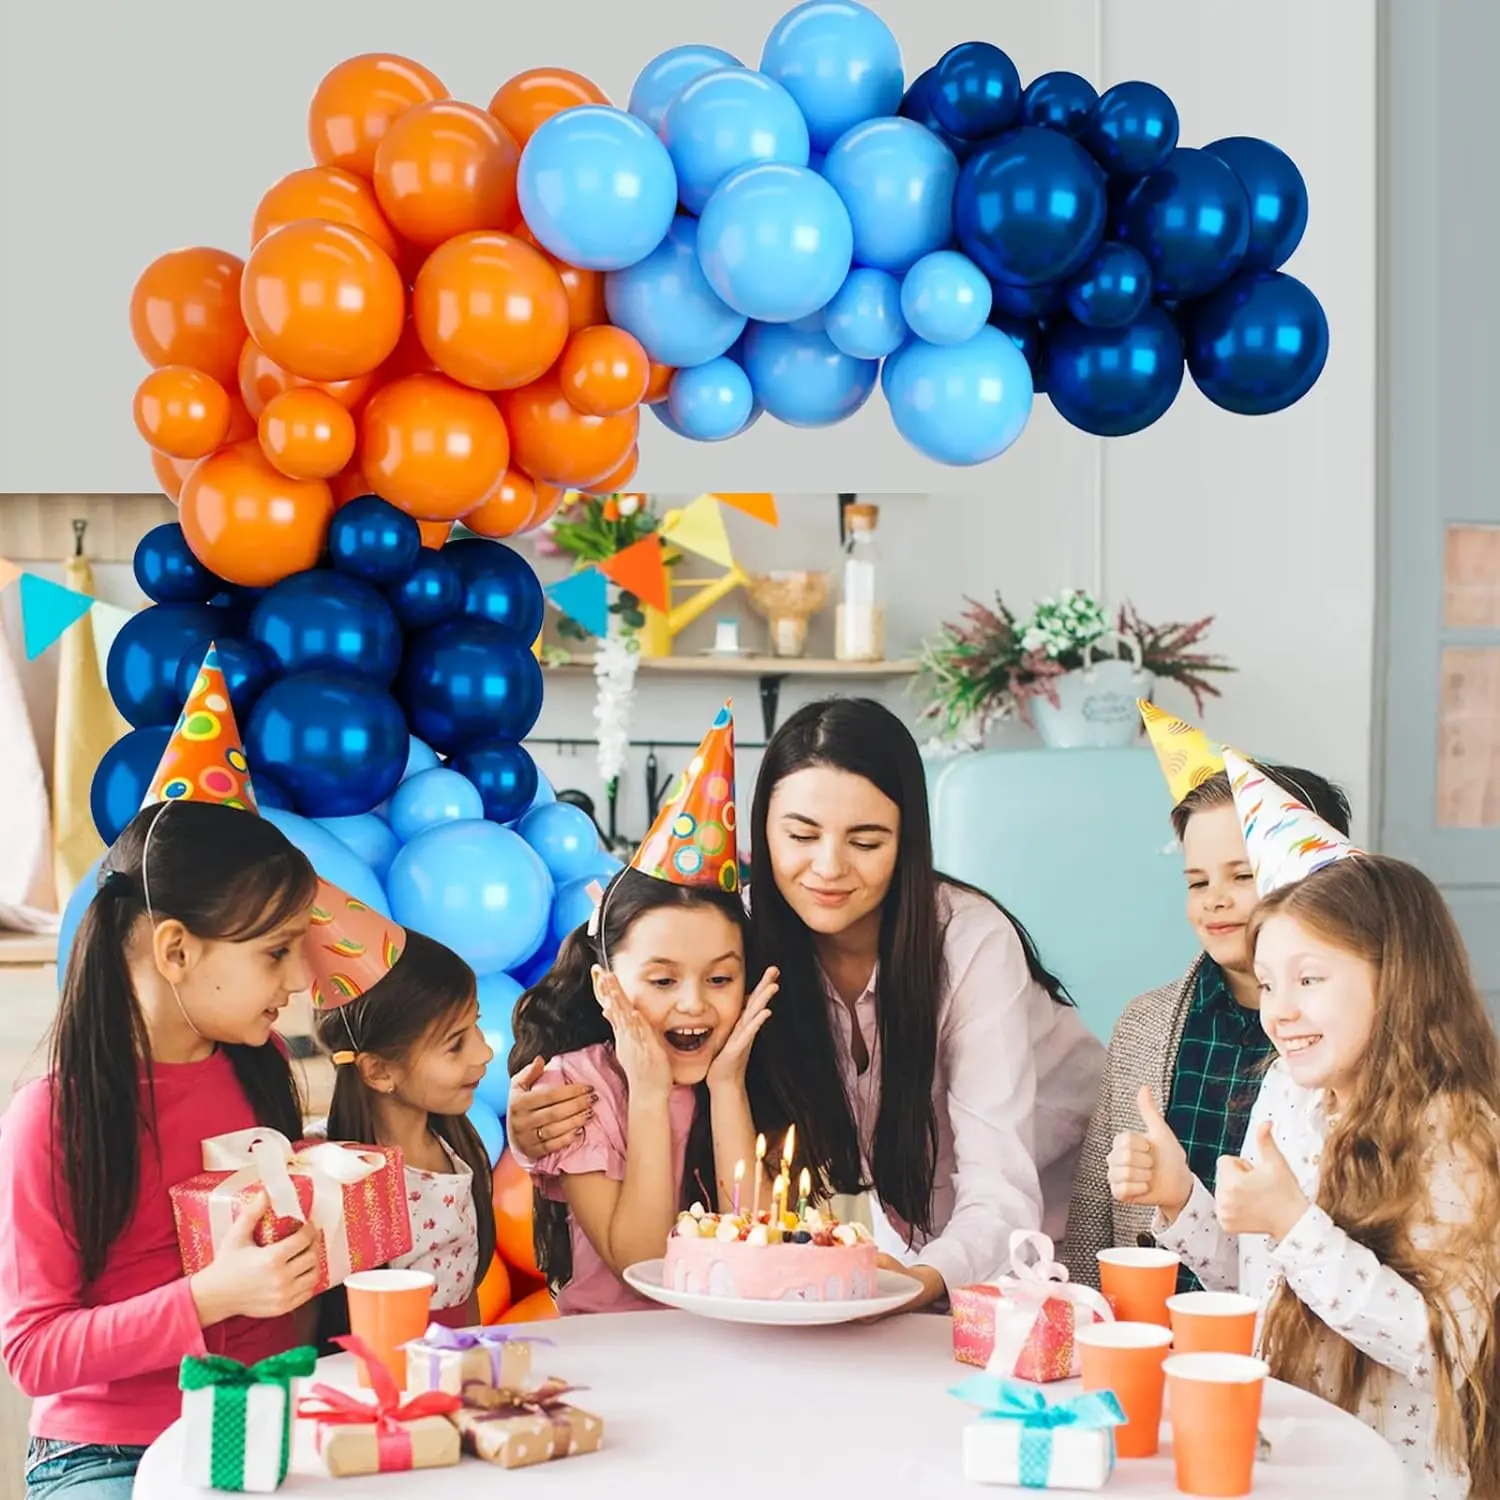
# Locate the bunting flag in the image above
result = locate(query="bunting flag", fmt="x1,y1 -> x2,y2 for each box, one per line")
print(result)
16,573 -> 95,661
545,568 -> 610,639
0,557 -> 20,593
713,492 -> 779,526
90,600 -> 136,672
661,494 -> 735,569
596,534 -> 671,612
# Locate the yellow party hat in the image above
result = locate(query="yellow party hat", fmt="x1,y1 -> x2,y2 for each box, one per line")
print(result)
1139,700 -> 1224,805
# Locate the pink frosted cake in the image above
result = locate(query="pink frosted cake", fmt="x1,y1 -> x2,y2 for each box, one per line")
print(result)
663,1202 -> 879,1302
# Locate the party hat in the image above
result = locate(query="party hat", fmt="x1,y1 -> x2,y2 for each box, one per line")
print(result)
1139,700 -> 1224,805
304,879 -> 408,1010
1223,747 -> 1358,896
630,702 -> 738,891
141,643 -> 258,813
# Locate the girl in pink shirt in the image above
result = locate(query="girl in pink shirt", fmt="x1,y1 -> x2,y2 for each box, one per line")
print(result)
1,800 -> 326,1499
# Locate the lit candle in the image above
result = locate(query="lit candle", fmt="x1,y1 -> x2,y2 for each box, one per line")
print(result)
781,1124 -> 796,1182
751,1134 -> 766,1222
796,1168 -> 811,1221
773,1173 -> 787,1225
732,1160 -> 744,1217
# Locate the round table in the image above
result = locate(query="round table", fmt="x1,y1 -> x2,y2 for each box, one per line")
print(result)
135,1312 -> 1405,1497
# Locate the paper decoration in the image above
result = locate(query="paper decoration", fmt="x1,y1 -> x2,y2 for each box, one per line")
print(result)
661,493 -> 735,568
630,702 -> 738,891
304,880 -> 408,1009
179,1347 -> 317,1493
142,644 -> 259,813
89,599 -> 135,671
1223,747 -> 1359,896
16,573 -> 94,660
713,492 -> 779,526
596,533 -> 670,612
1138,699 -> 1225,805
0,556 -> 20,593
545,569 -> 610,639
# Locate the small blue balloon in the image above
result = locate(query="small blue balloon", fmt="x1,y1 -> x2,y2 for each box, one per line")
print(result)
825,267 -> 907,358
327,497 -> 422,587
1021,71 -> 1098,137
133,523 -> 220,604
989,279 -> 1065,320
667,358 -> 755,441
1203,136 -> 1309,273
1065,241 -> 1153,329
444,537 -> 545,645
1185,270 -> 1329,416
1119,148 -> 1250,300
510,937 -> 561,990
988,309 -> 1049,394
174,635 -> 276,720
1084,81 -> 1180,179
604,215 -> 746,369
473,969 -> 523,1112
56,855 -> 105,987
384,548 -> 463,632
760,0 -> 905,152
107,602 -> 225,728
550,874 -> 602,946
661,68 -> 810,215
882,325 -> 1034,465
1045,304 -> 1185,437
315,813 -> 402,880
901,251 -> 992,346
518,802 -> 603,885
450,740 -> 539,824
898,68 -> 970,159
249,571 -> 403,686
628,43 -> 743,132
260,806 -> 392,915
529,769 -> 557,811
518,106 -> 678,272
390,766 -> 485,843
402,736 -> 441,781
467,1099 -> 505,1166
929,42 -> 1021,142
399,617 -> 543,755
90,726 -> 172,843
698,163 -> 854,323
741,320 -> 878,427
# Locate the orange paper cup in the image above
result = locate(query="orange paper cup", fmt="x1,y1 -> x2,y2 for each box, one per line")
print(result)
344,1269 -> 435,1387
1164,1352 -> 1268,1497
1075,1321 -> 1173,1459
1167,1291 -> 1259,1356
1097,1247 -> 1179,1326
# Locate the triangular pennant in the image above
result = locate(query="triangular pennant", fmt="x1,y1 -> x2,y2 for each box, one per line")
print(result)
89,600 -> 135,673
661,494 -> 735,569
17,573 -> 95,660
0,556 -> 21,593
713,492 -> 778,526
597,534 -> 671,613
545,568 -> 611,638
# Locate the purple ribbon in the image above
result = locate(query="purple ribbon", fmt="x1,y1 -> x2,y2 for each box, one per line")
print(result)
415,1324 -> 554,1389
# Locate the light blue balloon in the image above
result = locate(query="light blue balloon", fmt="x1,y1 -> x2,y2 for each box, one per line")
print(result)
517,802 -> 603,884
825,268 -> 907,358
741,320 -> 878,426
56,855 -> 105,988
628,44 -> 743,132
698,163 -> 854,322
760,0 -> 905,152
661,68 -> 810,215
883,327 -> 1035,465
260,806 -> 392,916
467,1098 -> 505,1166
315,814 -> 401,881
518,106 -> 678,272
387,820 -> 554,976
667,358 -> 755,440
822,116 -> 959,274
550,874 -> 603,946
900,251 -> 993,346
473,970 -> 523,1114
402,736 -> 440,780
604,215 -> 746,368
390,766 -> 485,844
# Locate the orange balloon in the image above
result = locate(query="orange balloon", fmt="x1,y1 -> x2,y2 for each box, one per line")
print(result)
308,54 -> 449,179
559,326 -> 650,417
488,68 -> 608,148
497,373 -> 638,489
259,388 -> 357,479
490,1150 -> 539,1275
580,445 -> 639,495
360,373 -> 511,521
643,361 -> 676,404
134,367 -> 232,460
252,166 -> 400,260
151,450 -> 195,503
476,1253 -> 512,1325
498,1287 -> 558,1324
331,463 -> 374,506
130,248 -> 246,388
463,469 -> 541,538
379,319 -> 438,383
524,480 -> 567,532
413,233 -> 569,391
418,519 -> 454,548
241,221 -> 405,383
224,397 -> 258,443
237,337 -> 380,420
513,223 -> 607,330
373,102 -> 520,250
179,441 -> 335,587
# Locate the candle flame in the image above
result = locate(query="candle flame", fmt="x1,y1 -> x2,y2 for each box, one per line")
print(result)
754,1133 -> 766,1160
733,1160 -> 745,1183
799,1168 -> 811,1196
782,1124 -> 796,1170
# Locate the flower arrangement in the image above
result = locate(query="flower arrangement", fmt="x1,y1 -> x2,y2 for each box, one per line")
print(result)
542,491 -> 672,643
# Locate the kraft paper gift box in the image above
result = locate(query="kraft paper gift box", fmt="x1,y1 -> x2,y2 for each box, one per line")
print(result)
951,1374 -> 1125,1490
170,1128 -> 411,1296
179,1348 -> 316,1493
454,1379 -> 605,1469
403,1323 -> 553,1396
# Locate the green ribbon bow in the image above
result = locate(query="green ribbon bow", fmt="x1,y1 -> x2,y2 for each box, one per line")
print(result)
949,1375 -> 1125,1489
180,1347 -> 318,1491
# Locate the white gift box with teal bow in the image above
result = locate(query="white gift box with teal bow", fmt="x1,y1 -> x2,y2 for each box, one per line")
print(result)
950,1375 -> 1125,1489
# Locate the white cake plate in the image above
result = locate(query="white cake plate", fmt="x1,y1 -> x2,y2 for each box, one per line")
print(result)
623,1260 -> 923,1325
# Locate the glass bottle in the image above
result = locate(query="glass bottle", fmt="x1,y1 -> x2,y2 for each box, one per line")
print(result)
834,503 -> 885,662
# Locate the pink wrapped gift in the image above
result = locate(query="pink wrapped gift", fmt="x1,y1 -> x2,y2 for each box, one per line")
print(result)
170,1128 -> 412,1295
951,1231 -> 1113,1382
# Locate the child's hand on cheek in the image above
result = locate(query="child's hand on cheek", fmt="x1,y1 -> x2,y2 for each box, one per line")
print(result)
706,966 -> 779,1091
1214,1121 -> 1310,1241
595,969 -> 673,1102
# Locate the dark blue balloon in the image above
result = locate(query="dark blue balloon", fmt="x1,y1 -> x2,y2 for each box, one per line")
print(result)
989,278 -> 1064,320
400,617 -> 544,755
174,635 -> 277,719
511,937 -> 562,989
1084,81 -> 1179,178
251,770 -> 296,811
133,523 -> 221,604
328,496 -> 423,587
208,585 -> 267,613
897,67 -> 970,158
1045,304 -> 1185,437
955,128 -> 1107,288
1203,136 -> 1308,273
1021,71 -> 1098,137
444,538 -> 546,644
90,726 -> 172,843
987,309 -> 1048,394
450,740 -> 540,824
246,671 -> 409,817
1185,270 -> 1329,416
1119,148 -> 1250,300
930,42 -> 1021,141
1065,241 -> 1153,328
107,603 -> 225,727
250,570 -> 403,685
385,549 -> 463,631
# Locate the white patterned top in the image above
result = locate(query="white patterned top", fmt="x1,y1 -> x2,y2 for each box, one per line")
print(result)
388,1138 -> 479,1312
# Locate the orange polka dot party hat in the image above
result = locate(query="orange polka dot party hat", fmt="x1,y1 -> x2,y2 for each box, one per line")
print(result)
140,642 -> 258,813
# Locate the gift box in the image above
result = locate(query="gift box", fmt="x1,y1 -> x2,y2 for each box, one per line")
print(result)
453,1378 -> 605,1469
951,1374 -> 1124,1490
403,1324 -> 552,1396
951,1231 -> 1113,1381
179,1347 -> 317,1493
171,1128 -> 412,1295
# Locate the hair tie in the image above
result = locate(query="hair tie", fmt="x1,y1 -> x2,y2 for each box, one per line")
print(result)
99,868 -> 134,899
331,1050 -> 358,1067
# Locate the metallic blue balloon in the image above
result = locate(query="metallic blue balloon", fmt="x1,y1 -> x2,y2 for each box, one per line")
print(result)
1045,304 -> 1185,437
1203,136 -> 1308,272
627,43 -> 743,133
250,570 -> 402,686
667,358 -> 756,441
133,522 -> 221,604
825,267 -> 907,358
1021,71 -> 1098,137
741,320 -> 878,427
246,671 -> 409,817
90,726 -> 172,842
444,537 -> 545,645
1065,241 -> 1153,329
1185,270 -> 1329,416
987,309 -> 1048,394
929,42 -> 1021,142
107,602 -> 225,727
898,67 -> 970,158
956,128 -> 1107,288
252,770 -> 295,811
384,549 -> 463,632
451,740 -> 539,824
1119,148 -> 1250,300
174,634 -> 276,720
400,617 -> 544,755
1084,81 -> 1179,178
989,278 -> 1064,320
327,496 -> 422,587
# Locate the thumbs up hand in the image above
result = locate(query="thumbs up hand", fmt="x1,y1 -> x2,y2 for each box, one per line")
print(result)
1106,1086 -> 1194,1222
1214,1121 -> 1309,1240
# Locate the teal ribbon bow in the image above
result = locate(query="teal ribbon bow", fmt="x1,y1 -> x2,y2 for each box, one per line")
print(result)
180,1347 -> 318,1491
949,1376 -> 1124,1489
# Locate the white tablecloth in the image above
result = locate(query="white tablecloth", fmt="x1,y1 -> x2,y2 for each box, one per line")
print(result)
134,1311 -> 1406,1498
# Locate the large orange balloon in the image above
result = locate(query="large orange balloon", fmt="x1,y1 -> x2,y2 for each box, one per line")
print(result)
488,68 -> 608,147
151,450 -> 194,503
498,1287 -> 558,1324
259,388 -> 357,479
525,480 -> 567,532
241,221 -> 405,383
360,373 -> 511,521
224,397 -> 258,444
252,166 -> 400,259
490,1150 -> 539,1275
133,367 -> 232,460
331,463 -> 374,506
413,233 -> 569,391
513,223 -> 606,331
580,445 -> 639,495
308,54 -> 448,179
476,1253 -> 512,1325
558,326 -> 650,417
497,374 -> 638,489
643,361 -> 676,404
417,519 -> 454,548
237,338 -> 380,420
373,102 -> 520,250
179,441 -> 335,587
130,248 -> 246,388
464,469 -> 547,538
